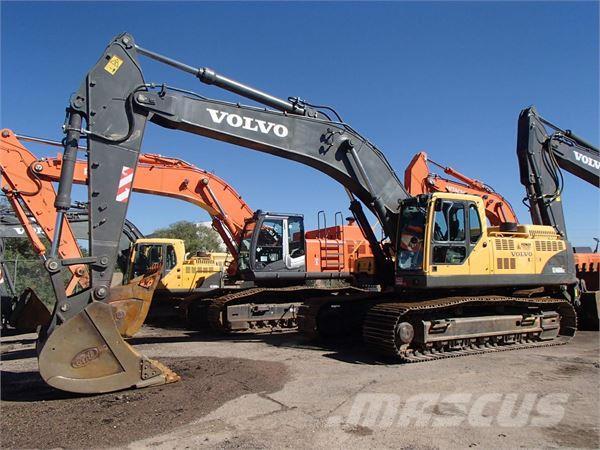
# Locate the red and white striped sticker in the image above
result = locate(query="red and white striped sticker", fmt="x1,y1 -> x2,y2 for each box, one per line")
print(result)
116,166 -> 134,203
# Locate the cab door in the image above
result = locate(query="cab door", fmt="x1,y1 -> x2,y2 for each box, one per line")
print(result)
252,217 -> 286,272
466,203 -> 490,276
429,199 -> 470,276
284,216 -> 306,271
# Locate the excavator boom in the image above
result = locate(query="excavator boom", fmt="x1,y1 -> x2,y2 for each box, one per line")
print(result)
517,106 -> 599,237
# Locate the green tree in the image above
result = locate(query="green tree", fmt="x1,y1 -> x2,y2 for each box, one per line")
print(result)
149,221 -> 223,254
2,233 -> 56,307
1,197 -> 63,306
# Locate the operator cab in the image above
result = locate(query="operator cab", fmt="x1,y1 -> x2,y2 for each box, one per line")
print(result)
396,194 -> 485,287
237,211 -> 306,281
126,240 -> 178,282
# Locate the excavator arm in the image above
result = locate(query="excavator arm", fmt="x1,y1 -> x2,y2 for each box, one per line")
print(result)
517,106 -> 599,238
38,32 -> 410,394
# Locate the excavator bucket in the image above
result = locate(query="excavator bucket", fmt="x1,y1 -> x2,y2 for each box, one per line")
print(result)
9,289 -> 51,333
37,270 -> 179,394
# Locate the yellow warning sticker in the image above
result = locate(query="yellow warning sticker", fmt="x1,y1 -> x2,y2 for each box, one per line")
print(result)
104,55 -> 124,75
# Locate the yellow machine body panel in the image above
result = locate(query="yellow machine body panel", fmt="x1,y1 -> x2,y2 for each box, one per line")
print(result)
178,253 -> 229,291
397,193 -> 574,289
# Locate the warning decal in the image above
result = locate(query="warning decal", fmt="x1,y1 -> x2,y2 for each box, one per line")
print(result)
116,166 -> 134,203
104,55 -> 124,75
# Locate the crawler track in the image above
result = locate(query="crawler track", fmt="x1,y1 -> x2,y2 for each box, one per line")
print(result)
207,285 -> 367,332
363,296 -> 577,362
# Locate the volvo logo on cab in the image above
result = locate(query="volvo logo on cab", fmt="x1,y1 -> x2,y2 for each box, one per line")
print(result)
207,108 -> 289,138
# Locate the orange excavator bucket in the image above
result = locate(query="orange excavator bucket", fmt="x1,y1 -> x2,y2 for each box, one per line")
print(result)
37,268 -> 179,394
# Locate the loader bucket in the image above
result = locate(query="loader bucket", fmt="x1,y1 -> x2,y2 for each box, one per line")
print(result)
9,289 -> 51,333
37,271 -> 180,394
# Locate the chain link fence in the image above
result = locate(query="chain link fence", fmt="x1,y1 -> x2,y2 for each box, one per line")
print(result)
2,258 -> 56,308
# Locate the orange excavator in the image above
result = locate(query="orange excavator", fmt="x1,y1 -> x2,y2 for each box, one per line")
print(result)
404,148 -> 599,329
1,130 -> 376,335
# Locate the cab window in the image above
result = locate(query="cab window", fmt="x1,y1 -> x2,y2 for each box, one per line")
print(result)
469,204 -> 482,244
433,207 -> 448,241
449,203 -> 465,241
432,202 -> 467,264
165,245 -> 177,272
397,205 -> 426,270
238,221 -> 256,270
132,244 -> 163,277
255,219 -> 284,267
287,217 -> 305,258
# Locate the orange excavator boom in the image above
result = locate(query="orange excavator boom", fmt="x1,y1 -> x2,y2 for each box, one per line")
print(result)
36,151 -> 253,259
404,151 -> 518,226
1,130 -> 254,281
1,130 -> 87,294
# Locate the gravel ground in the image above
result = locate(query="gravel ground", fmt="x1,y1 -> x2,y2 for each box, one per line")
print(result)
1,327 -> 598,449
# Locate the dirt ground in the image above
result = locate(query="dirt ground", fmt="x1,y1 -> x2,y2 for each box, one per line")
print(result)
1,355 -> 287,449
1,326 -> 599,449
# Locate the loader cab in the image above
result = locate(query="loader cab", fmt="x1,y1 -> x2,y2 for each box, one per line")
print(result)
237,211 -> 306,281
126,238 -> 181,282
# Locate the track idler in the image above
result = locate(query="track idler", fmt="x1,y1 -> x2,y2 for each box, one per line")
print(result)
37,270 -> 180,394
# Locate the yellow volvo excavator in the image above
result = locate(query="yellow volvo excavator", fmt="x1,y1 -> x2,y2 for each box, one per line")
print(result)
31,33 -> 587,394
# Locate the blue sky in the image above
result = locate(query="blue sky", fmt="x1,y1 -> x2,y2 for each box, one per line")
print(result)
1,1 -> 598,245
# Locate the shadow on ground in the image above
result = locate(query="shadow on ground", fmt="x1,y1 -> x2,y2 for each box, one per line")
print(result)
1,356 -> 288,449
1,325 -> 391,367
128,328 -> 388,365
1,370 -> 75,401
